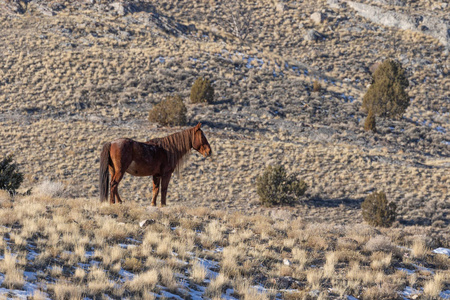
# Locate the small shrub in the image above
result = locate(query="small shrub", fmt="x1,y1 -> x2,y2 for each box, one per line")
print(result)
190,77 -> 214,104
0,155 -> 24,195
312,80 -> 321,92
256,165 -> 307,207
361,191 -> 397,227
362,59 -> 409,119
148,95 -> 187,126
364,109 -> 376,132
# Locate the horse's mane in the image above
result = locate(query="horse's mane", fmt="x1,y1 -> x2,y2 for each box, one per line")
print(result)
147,127 -> 194,176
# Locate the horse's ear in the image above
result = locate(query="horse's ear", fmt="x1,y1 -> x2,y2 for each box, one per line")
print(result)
195,123 -> 202,131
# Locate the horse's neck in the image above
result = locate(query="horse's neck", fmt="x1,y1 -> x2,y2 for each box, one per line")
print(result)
164,129 -> 193,168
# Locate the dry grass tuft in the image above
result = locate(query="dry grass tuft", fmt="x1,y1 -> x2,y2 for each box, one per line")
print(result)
190,260 -> 207,284
364,235 -> 394,252
33,180 -> 66,198
126,269 -> 159,292
52,281 -> 84,300
324,251 -> 338,278
0,250 -> 24,289
423,272 -> 446,297
411,239 -> 429,259
205,273 -> 228,298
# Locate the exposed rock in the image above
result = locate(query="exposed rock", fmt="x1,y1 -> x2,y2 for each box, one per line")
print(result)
34,2 -> 55,16
310,12 -> 324,24
0,0 -> 28,14
327,0 -> 346,9
276,2 -> 285,13
346,1 -> 450,50
304,29 -> 325,42
139,219 -> 155,228
141,12 -> 192,37
110,1 -> 139,16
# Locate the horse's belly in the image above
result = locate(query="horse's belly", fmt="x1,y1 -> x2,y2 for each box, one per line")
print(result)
126,161 -> 154,177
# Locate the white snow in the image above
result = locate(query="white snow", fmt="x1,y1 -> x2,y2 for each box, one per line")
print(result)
440,290 -> 450,299
400,286 -> 421,297
433,248 -> 450,257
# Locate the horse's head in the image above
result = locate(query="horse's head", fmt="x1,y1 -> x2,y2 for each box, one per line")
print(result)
192,123 -> 212,157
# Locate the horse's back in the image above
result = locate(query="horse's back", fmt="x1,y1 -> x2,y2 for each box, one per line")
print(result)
110,138 -> 166,177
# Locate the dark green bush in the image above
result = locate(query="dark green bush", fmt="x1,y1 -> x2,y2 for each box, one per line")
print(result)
0,155 -> 24,195
364,109 -> 376,132
362,59 -> 409,119
148,95 -> 187,126
256,165 -> 307,207
190,77 -> 214,104
361,191 -> 397,227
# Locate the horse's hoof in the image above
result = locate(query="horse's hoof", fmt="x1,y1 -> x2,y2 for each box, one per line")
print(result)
150,203 -> 156,207
159,204 -> 166,208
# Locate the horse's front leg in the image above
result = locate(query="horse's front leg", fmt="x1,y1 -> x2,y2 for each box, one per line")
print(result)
160,173 -> 172,207
151,176 -> 160,207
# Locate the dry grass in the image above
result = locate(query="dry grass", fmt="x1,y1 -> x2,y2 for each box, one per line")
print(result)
411,239 -> 429,259
190,260 -> 207,284
0,250 -> 24,289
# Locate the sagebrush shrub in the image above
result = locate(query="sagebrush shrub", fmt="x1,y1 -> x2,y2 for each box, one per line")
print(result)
362,59 -> 409,119
364,109 -> 376,132
256,165 -> 307,206
0,155 -> 24,195
190,77 -> 214,104
361,191 -> 397,227
148,95 -> 187,126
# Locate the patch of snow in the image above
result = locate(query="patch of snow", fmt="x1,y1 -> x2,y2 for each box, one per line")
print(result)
441,290 -> 450,299
160,290 -> 184,300
119,243 -> 136,249
24,271 -> 37,281
396,267 -> 415,275
400,286 -> 421,298
412,263 -> 434,274
26,250 -> 39,261
433,248 -> 450,257
118,268 -> 134,281
347,296 -> 359,300
196,258 -> 219,279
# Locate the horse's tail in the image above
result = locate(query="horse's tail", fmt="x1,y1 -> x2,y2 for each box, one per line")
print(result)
99,142 -> 111,202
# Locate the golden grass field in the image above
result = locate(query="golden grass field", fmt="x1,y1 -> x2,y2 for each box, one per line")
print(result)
0,0 -> 449,299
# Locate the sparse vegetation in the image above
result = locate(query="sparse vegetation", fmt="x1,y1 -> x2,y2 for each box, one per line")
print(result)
0,155 -> 24,195
313,80 -> 322,92
148,95 -> 187,126
190,77 -> 214,104
256,165 -> 308,206
362,59 -> 410,119
361,191 -> 397,227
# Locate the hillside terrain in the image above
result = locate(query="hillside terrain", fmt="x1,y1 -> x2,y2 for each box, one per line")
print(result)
0,0 -> 449,299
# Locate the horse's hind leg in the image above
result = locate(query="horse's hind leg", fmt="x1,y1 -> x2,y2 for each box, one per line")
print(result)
110,170 -> 125,204
151,176 -> 160,207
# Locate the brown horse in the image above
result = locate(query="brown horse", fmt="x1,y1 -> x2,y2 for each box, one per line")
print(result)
99,123 -> 212,207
